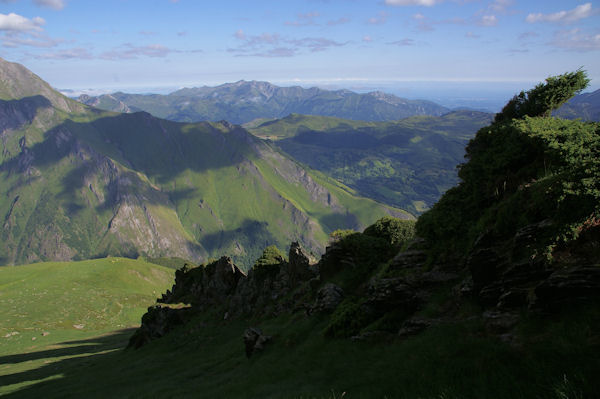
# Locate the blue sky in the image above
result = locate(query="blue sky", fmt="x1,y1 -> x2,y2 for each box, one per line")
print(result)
0,0 -> 599,101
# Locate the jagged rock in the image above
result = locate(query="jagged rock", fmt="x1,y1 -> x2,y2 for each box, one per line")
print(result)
288,241 -> 315,283
534,265 -> 600,308
482,310 -> 519,334
128,305 -> 193,349
398,317 -> 436,338
318,243 -> 354,280
389,250 -> 427,271
366,277 -> 420,313
311,283 -> 344,314
497,288 -> 530,309
350,331 -> 393,342
243,327 -> 271,358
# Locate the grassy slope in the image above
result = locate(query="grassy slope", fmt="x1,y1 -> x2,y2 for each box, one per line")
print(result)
1,96 -> 401,267
2,302 -> 598,398
248,112 -> 492,214
0,258 -> 174,395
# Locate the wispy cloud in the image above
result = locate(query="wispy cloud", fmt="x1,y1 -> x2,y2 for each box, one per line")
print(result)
327,17 -> 350,26
30,47 -> 93,59
368,12 -> 388,25
551,28 -> 600,51
465,31 -> 480,39
488,0 -> 513,14
229,30 -> 347,57
33,0 -> 66,10
289,37 -> 346,52
285,11 -> 320,27
362,35 -> 373,42
100,43 -> 178,60
387,38 -> 415,46
2,33 -> 61,47
526,3 -> 594,24
385,0 -> 442,6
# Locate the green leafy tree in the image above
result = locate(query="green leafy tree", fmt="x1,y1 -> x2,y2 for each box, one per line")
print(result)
416,70 -> 598,258
494,70 -> 589,122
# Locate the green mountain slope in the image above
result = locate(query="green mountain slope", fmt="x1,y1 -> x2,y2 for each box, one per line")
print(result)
248,111 -> 493,214
554,88 -> 600,121
0,58 -> 406,267
77,80 -> 449,124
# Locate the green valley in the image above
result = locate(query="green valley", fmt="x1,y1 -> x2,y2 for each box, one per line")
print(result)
248,111 -> 493,214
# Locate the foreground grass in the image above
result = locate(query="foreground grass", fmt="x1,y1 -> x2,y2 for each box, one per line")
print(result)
0,257 -> 174,395
2,304 -> 598,398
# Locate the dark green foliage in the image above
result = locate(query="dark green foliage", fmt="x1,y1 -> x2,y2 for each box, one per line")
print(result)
495,70 -> 590,122
323,297 -> 372,338
417,70 -> 599,258
363,216 -> 416,248
328,229 -> 356,243
251,245 -> 284,279
253,245 -> 285,268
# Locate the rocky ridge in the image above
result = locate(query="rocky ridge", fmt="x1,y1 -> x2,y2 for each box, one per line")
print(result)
129,218 -> 600,349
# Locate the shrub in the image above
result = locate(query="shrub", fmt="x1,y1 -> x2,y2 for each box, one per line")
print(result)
363,217 -> 416,248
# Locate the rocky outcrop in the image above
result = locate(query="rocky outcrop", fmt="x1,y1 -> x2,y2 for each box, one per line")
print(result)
128,305 -> 193,349
243,327 -> 272,358
311,283 -> 344,314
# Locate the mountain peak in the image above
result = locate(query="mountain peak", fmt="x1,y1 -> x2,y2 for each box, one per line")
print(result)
0,58 -> 82,113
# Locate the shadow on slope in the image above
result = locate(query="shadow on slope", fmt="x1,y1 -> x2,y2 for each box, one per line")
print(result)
0,328 -> 135,394
0,96 -> 52,133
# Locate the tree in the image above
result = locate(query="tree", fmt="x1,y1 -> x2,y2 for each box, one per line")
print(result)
494,70 -> 589,123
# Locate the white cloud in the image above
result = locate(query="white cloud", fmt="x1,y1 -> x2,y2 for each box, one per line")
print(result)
526,3 -> 594,24
385,0 -> 442,6
477,15 -> 497,26
33,0 -> 66,10
465,31 -> 480,39
362,35 -> 373,42
0,13 -> 45,32
551,28 -> 600,51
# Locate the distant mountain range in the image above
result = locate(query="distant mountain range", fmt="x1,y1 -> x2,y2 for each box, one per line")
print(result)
0,58 -> 404,267
77,81 -> 450,124
555,88 -> 600,121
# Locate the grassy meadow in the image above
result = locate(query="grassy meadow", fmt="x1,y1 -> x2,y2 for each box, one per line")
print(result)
0,258 -> 173,396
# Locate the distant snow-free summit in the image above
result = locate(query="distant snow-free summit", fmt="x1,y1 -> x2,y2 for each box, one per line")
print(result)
77,80 -> 450,124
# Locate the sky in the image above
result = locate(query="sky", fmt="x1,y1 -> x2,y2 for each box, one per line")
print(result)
0,0 -> 599,108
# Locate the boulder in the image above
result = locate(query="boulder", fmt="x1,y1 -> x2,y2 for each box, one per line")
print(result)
311,283 -> 344,314
243,327 -> 272,358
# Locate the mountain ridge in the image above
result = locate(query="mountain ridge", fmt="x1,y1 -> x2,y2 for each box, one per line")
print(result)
77,80 -> 450,124
0,58 -> 405,267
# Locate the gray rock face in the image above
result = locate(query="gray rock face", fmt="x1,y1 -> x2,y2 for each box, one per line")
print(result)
243,327 -> 272,358
128,305 -> 193,349
311,283 -> 344,314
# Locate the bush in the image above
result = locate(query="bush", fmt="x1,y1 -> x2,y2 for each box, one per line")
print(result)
363,217 -> 416,248
324,298 -> 372,338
